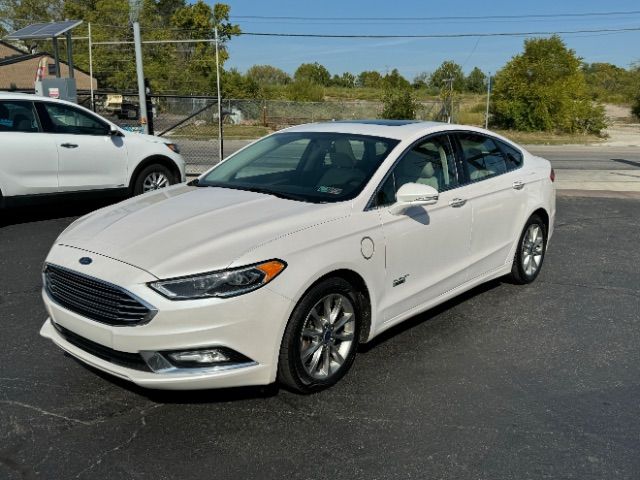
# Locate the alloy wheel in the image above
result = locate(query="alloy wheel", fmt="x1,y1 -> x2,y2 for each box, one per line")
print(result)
142,171 -> 169,192
299,293 -> 356,380
521,224 -> 544,276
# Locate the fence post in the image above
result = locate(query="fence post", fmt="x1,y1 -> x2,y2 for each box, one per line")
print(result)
262,102 -> 267,127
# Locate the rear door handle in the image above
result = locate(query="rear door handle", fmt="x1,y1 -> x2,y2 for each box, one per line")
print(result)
60,143 -> 78,149
449,198 -> 467,208
512,180 -> 525,190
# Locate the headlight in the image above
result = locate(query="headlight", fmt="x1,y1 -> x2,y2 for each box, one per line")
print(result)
165,143 -> 180,154
149,259 -> 286,300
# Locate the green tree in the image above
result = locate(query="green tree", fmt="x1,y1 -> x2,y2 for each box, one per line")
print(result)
357,70 -> 382,88
429,61 -> 465,91
381,88 -> 417,119
491,35 -> 606,134
330,72 -> 356,88
382,68 -> 410,89
412,72 -> 430,89
465,67 -> 487,93
294,62 -> 330,86
246,64 -> 290,85
222,68 -> 259,98
582,62 -> 637,102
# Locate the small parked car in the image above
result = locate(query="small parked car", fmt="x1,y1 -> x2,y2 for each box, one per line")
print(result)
40,120 -> 555,393
0,92 -> 184,207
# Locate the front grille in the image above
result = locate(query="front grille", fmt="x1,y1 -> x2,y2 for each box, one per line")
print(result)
44,264 -> 155,326
52,322 -> 151,372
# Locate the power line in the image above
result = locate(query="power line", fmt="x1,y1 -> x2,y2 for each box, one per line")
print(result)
230,10 -> 640,22
238,27 -> 640,39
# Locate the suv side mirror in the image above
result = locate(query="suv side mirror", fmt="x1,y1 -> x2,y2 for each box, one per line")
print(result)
389,182 -> 439,215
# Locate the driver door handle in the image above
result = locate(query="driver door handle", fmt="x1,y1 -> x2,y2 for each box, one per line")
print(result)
449,198 -> 467,208
60,143 -> 78,149
512,180 -> 525,190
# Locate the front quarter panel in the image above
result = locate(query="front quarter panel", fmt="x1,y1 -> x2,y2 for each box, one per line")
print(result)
233,206 -> 386,352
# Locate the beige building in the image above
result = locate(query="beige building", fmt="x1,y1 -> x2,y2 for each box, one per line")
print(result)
0,40 -> 97,91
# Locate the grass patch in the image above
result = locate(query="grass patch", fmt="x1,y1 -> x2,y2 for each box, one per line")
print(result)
170,123 -> 273,140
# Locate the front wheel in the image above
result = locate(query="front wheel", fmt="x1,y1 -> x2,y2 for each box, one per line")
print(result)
133,164 -> 175,195
278,278 -> 361,393
508,215 -> 547,284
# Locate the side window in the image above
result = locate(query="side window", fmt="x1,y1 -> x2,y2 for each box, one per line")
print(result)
458,133 -> 507,182
41,103 -> 109,135
374,135 -> 458,207
0,101 -> 40,133
497,140 -> 523,171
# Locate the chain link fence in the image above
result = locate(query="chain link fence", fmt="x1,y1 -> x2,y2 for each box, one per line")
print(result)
79,93 -> 456,174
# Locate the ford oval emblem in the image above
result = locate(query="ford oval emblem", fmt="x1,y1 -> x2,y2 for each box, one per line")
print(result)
79,257 -> 93,265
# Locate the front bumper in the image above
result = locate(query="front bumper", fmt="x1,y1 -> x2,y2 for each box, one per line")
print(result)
40,246 -> 294,390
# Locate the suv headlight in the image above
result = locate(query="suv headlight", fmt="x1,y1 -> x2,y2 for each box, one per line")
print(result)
165,142 -> 180,154
149,260 -> 286,300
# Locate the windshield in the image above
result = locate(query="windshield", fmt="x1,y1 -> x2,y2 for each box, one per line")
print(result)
198,132 -> 400,203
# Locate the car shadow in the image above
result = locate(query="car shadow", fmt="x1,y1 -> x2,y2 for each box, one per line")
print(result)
0,197 -> 120,228
612,158 -> 640,169
358,279 -> 503,353
68,278 -> 504,403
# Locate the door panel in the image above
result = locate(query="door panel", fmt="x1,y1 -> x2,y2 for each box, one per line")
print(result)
374,134 -> 471,321
454,132 -> 525,277
0,100 -> 58,195
379,190 -> 471,321
37,102 -> 128,191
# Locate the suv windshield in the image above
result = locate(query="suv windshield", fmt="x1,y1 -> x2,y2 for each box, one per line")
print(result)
199,132 -> 399,203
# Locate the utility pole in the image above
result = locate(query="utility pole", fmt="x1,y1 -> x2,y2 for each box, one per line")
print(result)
443,77 -> 454,123
484,72 -> 492,129
214,25 -> 223,162
88,22 -> 94,111
130,0 -> 148,134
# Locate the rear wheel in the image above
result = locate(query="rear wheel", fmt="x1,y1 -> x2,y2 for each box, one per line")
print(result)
508,215 -> 547,284
133,164 -> 175,195
278,277 -> 361,393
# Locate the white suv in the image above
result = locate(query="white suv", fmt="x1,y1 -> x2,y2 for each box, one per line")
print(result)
0,92 -> 185,207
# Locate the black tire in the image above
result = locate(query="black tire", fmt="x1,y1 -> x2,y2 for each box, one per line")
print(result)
132,163 -> 175,196
508,214 -> 547,284
278,277 -> 362,394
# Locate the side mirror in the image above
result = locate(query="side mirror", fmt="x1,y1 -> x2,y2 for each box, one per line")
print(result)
108,125 -> 123,136
389,182 -> 439,215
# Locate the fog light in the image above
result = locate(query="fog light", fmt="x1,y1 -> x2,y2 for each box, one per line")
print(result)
168,349 -> 230,364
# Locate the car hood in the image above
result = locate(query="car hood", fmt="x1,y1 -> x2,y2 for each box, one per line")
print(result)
57,185 -> 349,279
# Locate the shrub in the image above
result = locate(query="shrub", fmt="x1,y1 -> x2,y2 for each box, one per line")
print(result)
286,79 -> 324,102
491,36 -> 607,134
381,88 -> 417,119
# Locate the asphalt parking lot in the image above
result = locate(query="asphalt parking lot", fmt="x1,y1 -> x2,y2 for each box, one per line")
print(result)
1,194 -> 639,479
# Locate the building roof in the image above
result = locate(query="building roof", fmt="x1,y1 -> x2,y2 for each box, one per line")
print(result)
0,40 -> 30,58
0,47 -> 94,78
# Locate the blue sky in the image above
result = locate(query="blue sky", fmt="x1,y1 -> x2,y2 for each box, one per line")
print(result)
213,0 -> 640,79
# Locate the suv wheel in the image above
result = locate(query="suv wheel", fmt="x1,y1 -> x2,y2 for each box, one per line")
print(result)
133,164 -> 175,195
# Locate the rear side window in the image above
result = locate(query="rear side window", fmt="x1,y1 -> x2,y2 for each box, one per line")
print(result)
40,103 -> 109,135
457,132 -> 507,182
497,140 -> 524,171
0,101 -> 40,133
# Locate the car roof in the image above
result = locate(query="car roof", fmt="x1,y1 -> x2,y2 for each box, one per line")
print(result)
281,120 -> 496,141
0,91 -> 75,105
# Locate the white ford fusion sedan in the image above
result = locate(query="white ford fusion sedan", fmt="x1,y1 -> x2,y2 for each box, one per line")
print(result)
40,120 -> 555,393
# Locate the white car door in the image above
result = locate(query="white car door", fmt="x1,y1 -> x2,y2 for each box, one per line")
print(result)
374,134 -> 472,322
37,102 -> 128,192
452,132 -> 527,278
0,99 -> 58,196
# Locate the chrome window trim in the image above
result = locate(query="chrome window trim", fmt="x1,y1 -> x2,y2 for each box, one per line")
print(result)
365,131 -> 461,211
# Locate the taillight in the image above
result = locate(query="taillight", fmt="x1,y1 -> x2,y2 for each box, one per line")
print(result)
550,168 -> 555,182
